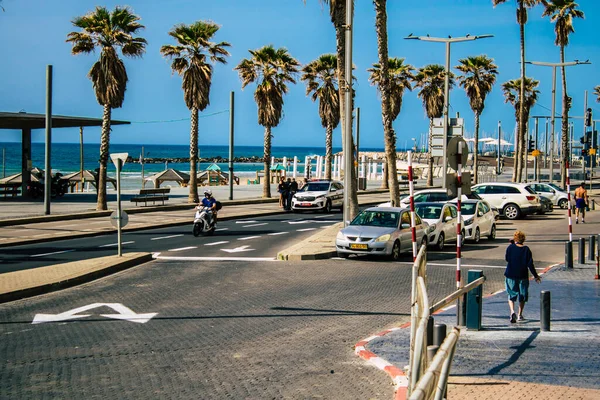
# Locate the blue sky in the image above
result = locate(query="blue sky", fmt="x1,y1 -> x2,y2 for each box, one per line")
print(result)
1,0 -> 599,149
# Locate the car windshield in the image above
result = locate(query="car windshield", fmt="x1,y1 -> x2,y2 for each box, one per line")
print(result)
547,183 -> 563,192
300,183 -> 330,192
461,203 -> 477,215
350,210 -> 400,228
415,204 -> 442,220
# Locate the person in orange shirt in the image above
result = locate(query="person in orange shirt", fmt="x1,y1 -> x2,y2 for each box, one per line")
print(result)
574,182 -> 589,223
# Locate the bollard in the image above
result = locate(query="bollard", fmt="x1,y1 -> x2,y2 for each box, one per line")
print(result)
426,316 -> 434,347
592,199 -> 596,211
457,295 -> 467,327
466,270 -> 483,331
427,345 -> 439,363
565,241 -> 574,269
433,324 -> 447,348
579,237 -> 586,265
540,291 -> 551,331
590,235 -> 596,262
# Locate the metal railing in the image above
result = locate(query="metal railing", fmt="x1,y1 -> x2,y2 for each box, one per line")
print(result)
429,276 -> 486,315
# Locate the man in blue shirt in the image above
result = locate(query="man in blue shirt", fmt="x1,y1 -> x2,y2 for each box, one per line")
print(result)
505,230 -> 541,323
201,190 -> 218,226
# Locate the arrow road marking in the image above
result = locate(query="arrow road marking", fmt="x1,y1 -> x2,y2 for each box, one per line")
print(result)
205,241 -> 229,246
151,234 -> 184,241
221,245 -> 254,253
32,303 -> 157,324
242,223 -> 268,227
168,246 -> 197,252
99,241 -> 135,248
238,236 -> 260,241
30,249 -> 76,258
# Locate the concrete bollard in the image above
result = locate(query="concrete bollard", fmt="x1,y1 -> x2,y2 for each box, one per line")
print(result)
589,235 -> 596,262
433,324 -> 447,347
579,237 -> 586,265
540,291 -> 551,331
427,345 -> 439,363
566,241 -> 574,269
426,316 -> 434,347
592,199 -> 596,211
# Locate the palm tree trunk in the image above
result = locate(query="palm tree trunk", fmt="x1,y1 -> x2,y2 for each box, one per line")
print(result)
325,123 -> 333,180
263,126 -> 272,198
560,45 -> 569,187
374,0 -> 399,202
188,107 -> 199,203
517,6 -> 527,183
427,118 -> 434,187
96,104 -> 111,211
474,111 -> 480,184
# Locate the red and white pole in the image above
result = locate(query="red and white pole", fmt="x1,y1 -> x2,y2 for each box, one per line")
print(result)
566,160 -> 573,242
408,151 -> 417,261
456,142 -> 463,290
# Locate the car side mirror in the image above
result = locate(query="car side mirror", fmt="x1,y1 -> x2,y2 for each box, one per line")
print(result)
401,223 -> 410,229
478,212 -> 484,217
550,190 -> 555,194
330,188 -> 336,192
444,216 -> 452,222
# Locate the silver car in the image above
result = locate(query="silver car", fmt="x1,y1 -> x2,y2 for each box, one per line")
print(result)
335,207 -> 428,260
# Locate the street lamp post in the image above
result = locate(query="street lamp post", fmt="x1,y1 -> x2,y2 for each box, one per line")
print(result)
405,34 -> 493,188
525,60 -> 591,183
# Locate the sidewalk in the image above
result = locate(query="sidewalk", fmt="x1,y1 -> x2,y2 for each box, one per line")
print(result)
362,263 -> 600,399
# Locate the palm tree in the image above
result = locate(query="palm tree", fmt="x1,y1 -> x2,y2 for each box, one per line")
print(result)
456,55 -> 499,184
235,46 -> 300,198
595,85 -> 600,102
160,21 -> 230,203
502,78 -> 541,167
493,0 -> 544,182
67,6 -> 146,210
368,57 -> 414,196
413,64 -> 454,186
542,0 -> 584,187
301,54 -> 340,181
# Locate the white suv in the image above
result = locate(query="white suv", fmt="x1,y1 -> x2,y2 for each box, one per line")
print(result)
292,180 -> 343,213
471,183 -> 541,220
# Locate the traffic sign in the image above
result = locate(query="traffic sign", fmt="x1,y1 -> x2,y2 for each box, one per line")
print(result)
590,148 -> 597,155
110,210 -> 129,228
447,136 -> 469,171
532,149 -> 541,157
110,152 -> 129,167
446,172 -> 472,198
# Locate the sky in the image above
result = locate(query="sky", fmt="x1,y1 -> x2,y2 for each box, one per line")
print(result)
1,0 -> 599,149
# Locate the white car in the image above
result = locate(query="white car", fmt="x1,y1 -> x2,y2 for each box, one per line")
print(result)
527,183 -> 568,209
415,202 -> 464,251
291,180 -> 343,213
378,189 -> 482,208
455,200 -> 497,243
471,183 -> 541,220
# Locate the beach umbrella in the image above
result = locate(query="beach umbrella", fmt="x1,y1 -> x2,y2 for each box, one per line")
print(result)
144,168 -> 190,188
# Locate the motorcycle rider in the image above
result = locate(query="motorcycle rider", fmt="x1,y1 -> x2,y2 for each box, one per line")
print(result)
200,189 -> 218,226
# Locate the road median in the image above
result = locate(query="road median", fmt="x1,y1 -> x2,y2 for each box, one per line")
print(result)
277,222 -> 341,261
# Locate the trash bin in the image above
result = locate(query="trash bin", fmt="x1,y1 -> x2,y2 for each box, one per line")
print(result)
358,177 -> 367,190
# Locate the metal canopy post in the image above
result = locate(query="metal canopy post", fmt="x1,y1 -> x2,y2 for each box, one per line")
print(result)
44,65 -> 53,215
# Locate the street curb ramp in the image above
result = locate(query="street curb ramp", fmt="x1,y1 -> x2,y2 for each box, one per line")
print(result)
277,222 -> 342,261
0,252 -> 153,304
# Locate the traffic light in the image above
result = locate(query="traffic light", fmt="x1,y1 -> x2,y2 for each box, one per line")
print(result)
582,148 -> 588,157
528,136 -> 535,152
580,136 -> 586,144
585,108 -> 593,127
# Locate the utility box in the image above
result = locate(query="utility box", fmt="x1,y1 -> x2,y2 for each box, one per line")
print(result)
358,177 -> 367,190
466,270 -> 483,331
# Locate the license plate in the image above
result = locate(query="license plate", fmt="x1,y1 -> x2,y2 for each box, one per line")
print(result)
301,202 -> 312,206
350,243 -> 368,250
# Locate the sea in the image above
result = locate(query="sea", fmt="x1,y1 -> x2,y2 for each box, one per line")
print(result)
0,142 -> 388,190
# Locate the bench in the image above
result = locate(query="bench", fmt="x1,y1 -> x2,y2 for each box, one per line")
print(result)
0,183 -> 21,198
130,188 -> 170,206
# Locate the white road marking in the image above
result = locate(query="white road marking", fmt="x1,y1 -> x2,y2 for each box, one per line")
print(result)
268,232 -> 288,236
151,234 -> 184,241
205,241 -> 229,246
221,245 -> 254,253
236,220 -> 257,224
30,249 -> 75,258
242,223 -> 268,227
99,241 -> 135,248
313,214 -> 335,218
238,236 -> 260,241
154,256 -> 277,262
315,220 -> 339,223
216,228 -> 229,231
288,220 -> 311,225
168,246 -> 197,252
152,252 -> 161,258
297,228 -> 317,232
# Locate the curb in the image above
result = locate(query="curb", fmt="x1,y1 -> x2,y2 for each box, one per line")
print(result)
353,262 -> 561,400
0,252 -> 153,304
277,222 -> 342,261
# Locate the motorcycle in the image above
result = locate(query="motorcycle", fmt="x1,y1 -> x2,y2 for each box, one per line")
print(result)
26,175 -> 69,199
193,206 -> 216,236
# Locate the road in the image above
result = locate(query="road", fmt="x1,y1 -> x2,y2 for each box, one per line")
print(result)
0,208 -> 589,399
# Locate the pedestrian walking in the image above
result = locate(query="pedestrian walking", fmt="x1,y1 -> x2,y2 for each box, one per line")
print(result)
505,230 -> 541,323
574,182 -> 589,223
281,178 -> 290,210
278,177 -> 286,208
287,177 -> 298,211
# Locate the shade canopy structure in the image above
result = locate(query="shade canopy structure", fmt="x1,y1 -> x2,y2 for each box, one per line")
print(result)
144,168 -> 190,188
0,111 -> 130,196
480,138 -> 514,146
270,163 -> 286,171
206,163 -> 221,171
61,170 -> 117,190
197,170 -> 239,186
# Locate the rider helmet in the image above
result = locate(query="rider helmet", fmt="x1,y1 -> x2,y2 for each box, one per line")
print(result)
204,190 -> 212,198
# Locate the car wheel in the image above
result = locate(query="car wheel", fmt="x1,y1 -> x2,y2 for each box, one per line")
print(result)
488,224 -> 496,240
436,232 -> 445,251
323,200 -> 332,213
474,227 -> 481,243
389,240 -> 401,261
558,198 -> 568,209
503,203 -> 521,220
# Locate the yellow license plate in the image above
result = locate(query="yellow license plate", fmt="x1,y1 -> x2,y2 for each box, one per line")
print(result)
350,243 -> 368,249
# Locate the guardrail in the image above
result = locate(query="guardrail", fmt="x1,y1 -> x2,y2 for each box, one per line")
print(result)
429,276 -> 486,315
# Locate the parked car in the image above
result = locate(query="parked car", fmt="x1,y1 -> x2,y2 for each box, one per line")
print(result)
471,183 -> 541,220
291,180 -> 343,213
415,202 -> 464,251
335,207 -> 428,260
527,183 -> 568,209
454,200 -> 497,243
378,189 -> 482,208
